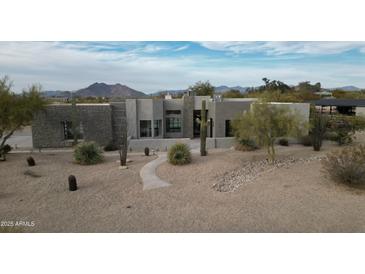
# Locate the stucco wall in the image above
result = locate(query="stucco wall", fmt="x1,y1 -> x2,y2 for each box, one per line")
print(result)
209,101 -> 253,138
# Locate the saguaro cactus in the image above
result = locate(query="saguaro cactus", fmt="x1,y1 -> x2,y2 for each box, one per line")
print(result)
200,100 -> 207,156
68,175 -> 77,191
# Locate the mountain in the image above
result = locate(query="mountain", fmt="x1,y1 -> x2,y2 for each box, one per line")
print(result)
214,85 -> 248,93
42,90 -> 72,98
330,86 -> 361,92
43,82 -> 147,98
75,82 -> 146,98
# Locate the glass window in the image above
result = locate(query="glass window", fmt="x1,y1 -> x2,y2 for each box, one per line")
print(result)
166,117 -> 181,133
140,120 -> 152,137
62,121 -> 74,140
154,120 -> 162,137
225,120 -> 233,137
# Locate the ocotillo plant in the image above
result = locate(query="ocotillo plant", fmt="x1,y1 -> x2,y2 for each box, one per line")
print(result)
200,100 -> 207,156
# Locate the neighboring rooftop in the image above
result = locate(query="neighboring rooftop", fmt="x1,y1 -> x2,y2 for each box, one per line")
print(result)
314,99 -> 365,107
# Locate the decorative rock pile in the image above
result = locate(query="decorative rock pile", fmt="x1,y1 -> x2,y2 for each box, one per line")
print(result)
212,156 -> 323,192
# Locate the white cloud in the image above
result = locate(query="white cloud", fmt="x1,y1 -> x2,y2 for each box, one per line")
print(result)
0,42 -> 365,93
199,41 -> 365,55
174,45 -> 190,52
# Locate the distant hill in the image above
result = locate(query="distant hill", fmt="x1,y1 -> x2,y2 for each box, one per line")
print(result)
43,82 -> 146,98
331,86 -> 361,92
214,85 -> 248,93
75,82 -> 146,98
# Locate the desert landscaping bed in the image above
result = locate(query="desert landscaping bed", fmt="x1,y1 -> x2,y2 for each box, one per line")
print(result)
1,143 -> 365,232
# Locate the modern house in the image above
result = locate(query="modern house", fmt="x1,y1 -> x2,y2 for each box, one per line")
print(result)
314,99 -> 365,116
32,95 -> 310,150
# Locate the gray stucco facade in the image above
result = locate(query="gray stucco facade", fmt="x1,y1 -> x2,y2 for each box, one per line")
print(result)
32,95 -> 310,148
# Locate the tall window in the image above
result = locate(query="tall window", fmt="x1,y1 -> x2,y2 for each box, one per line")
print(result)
166,117 -> 181,133
62,121 -> 73,140
154,120 -> 162,137
225,120 -> 233,137
140,120 -> 152,137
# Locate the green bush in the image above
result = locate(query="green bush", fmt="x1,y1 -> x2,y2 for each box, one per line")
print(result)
74,142 -> 103,165
235,139 -> 258,151
323,131 -> 338,141
322,145 -> 365,186
167,143 -> 191,165
103,142 -> 118,151
300,135 -> 312,146
278,138 -> 289,146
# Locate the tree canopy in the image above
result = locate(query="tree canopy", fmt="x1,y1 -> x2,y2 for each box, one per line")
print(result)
0,76 -> 47,160
222,89 -> 244,98
188,81 -> 215,96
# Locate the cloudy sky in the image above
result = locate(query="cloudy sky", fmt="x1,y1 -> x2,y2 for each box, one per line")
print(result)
1,41 -> 365,93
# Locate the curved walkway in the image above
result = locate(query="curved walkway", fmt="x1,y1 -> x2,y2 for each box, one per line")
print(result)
140,140 -> 201,191
140,153 -> 171,190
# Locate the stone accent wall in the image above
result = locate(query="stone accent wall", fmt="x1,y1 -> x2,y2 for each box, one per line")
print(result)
32,104 -> 113,148
110,102 -> 127,146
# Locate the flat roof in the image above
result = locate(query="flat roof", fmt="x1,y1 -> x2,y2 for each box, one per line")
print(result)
314,99 -> 365,107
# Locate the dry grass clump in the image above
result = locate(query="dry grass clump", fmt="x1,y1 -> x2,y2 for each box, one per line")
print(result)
322,145 -> 365,186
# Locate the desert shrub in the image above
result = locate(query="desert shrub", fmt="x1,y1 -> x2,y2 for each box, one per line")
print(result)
328,115 -> 365,145
235,139 -> 258,151
103,142 -> 118,151
167,143 -> 191,165
300,135 -> 312,146
74,142 -> 103,165
322,145 -> 365,186
144,147 -> 150,156
278,138 -> 289,146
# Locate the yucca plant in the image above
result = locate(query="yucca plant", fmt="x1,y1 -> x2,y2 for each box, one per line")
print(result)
74,142 -> 103,165
167,143 -> 191,165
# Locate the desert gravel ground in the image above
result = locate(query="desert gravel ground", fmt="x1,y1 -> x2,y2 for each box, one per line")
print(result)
1,142 -> 365,232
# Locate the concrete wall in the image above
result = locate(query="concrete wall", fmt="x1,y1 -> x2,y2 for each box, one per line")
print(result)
32,104 -> 112,148
208,101 -> 253,138
182,96 -> 194,138
126,99 -> 138,138
129,138 -> 191,152
356,107 -> 365,116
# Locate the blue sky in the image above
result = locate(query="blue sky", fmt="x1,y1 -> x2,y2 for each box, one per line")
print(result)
1,41 -> 365,93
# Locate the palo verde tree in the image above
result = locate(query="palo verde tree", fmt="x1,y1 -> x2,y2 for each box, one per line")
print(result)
0,76 -> 46,160
232,101 -> 306,163
188,81 -> 215,96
